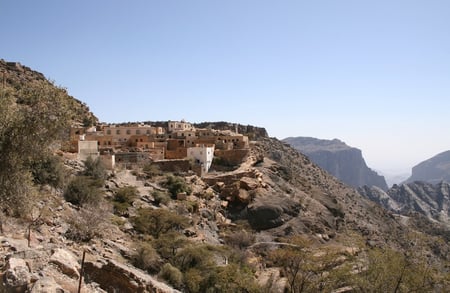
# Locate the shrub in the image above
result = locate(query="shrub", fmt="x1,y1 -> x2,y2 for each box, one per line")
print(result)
132,208 -> 189,238
65,203 -> 109,242
159,263 -> 183,289
64,176 -> 102,207
143,164 -> 162,178
131,242 -> 162,274
113,186 -> 139,216
152,190 -> 170,206
82,156 -> 107,181
165,175 -> 192,197
224,230 -> 255,250
30,154 -> 66,189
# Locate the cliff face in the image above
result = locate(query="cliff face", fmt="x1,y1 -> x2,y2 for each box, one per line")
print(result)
406,150 -> 450,184
283,137 -> 388,191
359,181 -> 450,225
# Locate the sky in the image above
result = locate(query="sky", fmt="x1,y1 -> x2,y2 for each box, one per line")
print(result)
1,0 -> 450,175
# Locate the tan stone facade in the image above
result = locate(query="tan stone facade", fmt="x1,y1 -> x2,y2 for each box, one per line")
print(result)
67,121 -> 249,175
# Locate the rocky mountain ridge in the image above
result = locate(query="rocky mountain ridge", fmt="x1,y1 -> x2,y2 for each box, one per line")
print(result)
406,150 -> 450,184
359,181 -> 450,226
282,136 -> 388,191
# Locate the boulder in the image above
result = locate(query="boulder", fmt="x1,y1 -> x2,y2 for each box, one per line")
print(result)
3,257 -> 31,292
50,248 -> 80,279
84,258 -> 181,293
239,177 -> 259,190
30,277 -> 64,293
247,197 -> 301,230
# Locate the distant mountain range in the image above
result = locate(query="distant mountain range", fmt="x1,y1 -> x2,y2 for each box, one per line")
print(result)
283,137 -> 388,191
359,181 -> 450,225
406,150 -> 450,184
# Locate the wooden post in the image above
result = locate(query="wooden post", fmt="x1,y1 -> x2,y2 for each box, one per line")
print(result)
78,250 -> 86,293
27,225 -> 31,248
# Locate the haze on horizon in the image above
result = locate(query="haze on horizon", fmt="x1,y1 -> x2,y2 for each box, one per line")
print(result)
2,0 -> 450,175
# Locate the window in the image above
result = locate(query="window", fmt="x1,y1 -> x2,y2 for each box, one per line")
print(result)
136,130 -> 141,135
116,130 -> 120,135
106,130 -> 111,135
126,130 -> 131,135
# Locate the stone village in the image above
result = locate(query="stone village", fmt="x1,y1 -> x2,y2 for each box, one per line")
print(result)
66,120 -> 250,176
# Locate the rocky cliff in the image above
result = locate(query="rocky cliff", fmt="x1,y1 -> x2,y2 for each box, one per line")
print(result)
283,137 -> 388,191
406,150 -> 450,184
359,181 -> 450,225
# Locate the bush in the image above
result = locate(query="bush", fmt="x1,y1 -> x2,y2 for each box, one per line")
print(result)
113,186 -> 139,216
30,154 -> 66,189
152,190 -> 170,206
65,203 -> 110,242
133,208 -> 189,238
165,175 -> 192,197
159,263 -> 183,289
224,230 -> 255,250
143,164 -> 162,178
82,156 -> 107,181
64,176 -> 102,207
131,242 -> 162,274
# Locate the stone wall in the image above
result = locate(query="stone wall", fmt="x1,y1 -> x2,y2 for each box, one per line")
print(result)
214,149 -> 249,166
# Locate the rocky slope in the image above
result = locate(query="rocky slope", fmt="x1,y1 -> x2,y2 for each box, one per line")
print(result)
359,181 -> 450,226
282,137 -> 388,191
0,59 -> 98,127
406,150 -> 450,184
1,61 -> 449,291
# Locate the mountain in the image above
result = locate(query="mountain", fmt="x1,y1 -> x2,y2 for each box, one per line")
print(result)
283,137 -> 388,191
1,61 -> 450,292
359,181 -> 450,225
406,150 -> 450,184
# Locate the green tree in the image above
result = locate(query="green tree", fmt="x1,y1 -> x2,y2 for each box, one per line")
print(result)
132,208 -> 189,238
165,175 -> 192,197
113,186 -> 139,216
63,176 -> 102,207
352,247 -> 442,293
0,81 -> 73,215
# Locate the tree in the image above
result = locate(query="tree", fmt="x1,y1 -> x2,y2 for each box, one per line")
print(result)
352,247 -> 442,293
268,236 -> 319,293
63,176 -> 102,207
0,81 -> 73,215
132,208 -> 189,238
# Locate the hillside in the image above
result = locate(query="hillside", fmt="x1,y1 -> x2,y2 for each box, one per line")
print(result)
283,137 -> 388,191
0,61 -> 449,292
406,150 -> 450,184
0,60 -> 98,127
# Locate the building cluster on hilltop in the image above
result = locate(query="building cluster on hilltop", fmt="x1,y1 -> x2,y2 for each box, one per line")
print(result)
65,120 -> 249,176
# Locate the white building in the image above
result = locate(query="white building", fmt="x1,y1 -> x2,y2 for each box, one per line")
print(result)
187,144 -> 215,174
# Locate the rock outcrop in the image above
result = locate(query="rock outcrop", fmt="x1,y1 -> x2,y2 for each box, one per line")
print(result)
406,150 -> 450,184
283,137 -> 388,191
359,181 -> 450,225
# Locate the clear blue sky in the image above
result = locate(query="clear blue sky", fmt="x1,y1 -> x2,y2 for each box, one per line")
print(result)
2,0 -> 450,174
